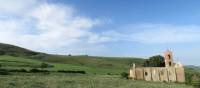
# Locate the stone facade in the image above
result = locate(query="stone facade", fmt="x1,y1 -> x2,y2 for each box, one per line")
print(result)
129,50 -> 185,83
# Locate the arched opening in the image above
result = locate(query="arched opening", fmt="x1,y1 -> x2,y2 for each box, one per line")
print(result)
169,62 -> 172,66
168,54 -> 171,59
145,72 -> 148,76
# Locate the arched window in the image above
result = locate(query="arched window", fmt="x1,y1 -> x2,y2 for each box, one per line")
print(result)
145,72 -> 148,76
168,54 -> 171,59
169,62 -> 172,66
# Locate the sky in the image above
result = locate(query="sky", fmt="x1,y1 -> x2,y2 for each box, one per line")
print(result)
0,0 -> 200,65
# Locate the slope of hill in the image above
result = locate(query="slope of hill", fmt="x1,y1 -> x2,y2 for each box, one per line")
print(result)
0,43 -> 146,74
0,55 -> 126,74
0,43 -> 199,75
0,43 -> 40,57
0,43 -> 198,88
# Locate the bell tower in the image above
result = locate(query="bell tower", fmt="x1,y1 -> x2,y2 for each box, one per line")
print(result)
164,50 -> 173,67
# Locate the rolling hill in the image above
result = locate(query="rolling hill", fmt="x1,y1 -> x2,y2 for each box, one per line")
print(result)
0,43 -> 199,75
0,43 -> 199,88
0,43 -> 145,74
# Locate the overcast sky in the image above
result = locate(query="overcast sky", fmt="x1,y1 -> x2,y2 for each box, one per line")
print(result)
0,0 -> 200,65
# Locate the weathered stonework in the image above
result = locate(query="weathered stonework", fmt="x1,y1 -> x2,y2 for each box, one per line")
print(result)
135,68 -> 144,80
144,68 -> 151,81
151,68 -> 160,81
176,67 -> 185,82
159,68 -> 168,82
129,50 -> 185,83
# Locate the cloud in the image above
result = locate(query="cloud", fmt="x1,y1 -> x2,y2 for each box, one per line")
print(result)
1,0 -> 200,56
0,0 -> 108,54
102,24 -> 200,44
129,24 -> 200,44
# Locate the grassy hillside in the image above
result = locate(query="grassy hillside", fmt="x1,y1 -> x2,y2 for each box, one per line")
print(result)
0,43 -> 40,57
0,55 -> 41,69
0,43 -> 199,74
0,43 -> 146,74
39,55 -> 145,69
0,55 -> 128,74
0,43 -> 198,88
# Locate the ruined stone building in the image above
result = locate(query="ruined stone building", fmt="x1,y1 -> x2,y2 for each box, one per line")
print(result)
129,50 -> 185,82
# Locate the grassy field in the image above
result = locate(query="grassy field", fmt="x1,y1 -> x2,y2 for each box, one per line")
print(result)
0,43 -> 199,88
0,43 -> 145,75
0,55 -> 127,75
0,55 -> 196,88
0,74 -> 194,88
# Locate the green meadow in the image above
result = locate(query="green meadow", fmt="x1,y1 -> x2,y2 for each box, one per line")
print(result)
0,55 -> 127,75
0,74 -> 193,88
0,43 -> 198,88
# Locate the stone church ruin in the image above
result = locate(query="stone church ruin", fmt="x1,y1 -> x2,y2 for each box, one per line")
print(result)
129,50 -> 185,82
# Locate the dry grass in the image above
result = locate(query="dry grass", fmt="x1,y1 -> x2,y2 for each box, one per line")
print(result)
0,74 -> 193,88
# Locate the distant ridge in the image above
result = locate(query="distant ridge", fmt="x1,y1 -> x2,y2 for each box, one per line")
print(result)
0,43 -> 145,70
0,43 -> 40,57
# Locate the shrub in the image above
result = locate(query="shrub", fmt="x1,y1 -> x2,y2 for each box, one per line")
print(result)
143,55 -> 165,67
8,69 -> 28,72
29,68 -> 50,73
40,62 -> 48,70
191,73 -> 200,88
0,51 -> 5,55
57,70 -> 86,74
121,72 -> 129,79
0,69 -> 9,75
29,69 -> 40,73
20,69 -> 28,72
9,53 -> 19,57
107,73 -> 111,75
185,70 -> 200,88
68,54 -> 72,56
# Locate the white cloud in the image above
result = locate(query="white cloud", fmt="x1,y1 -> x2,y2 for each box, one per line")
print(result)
0,0 -> 108,55
104,24 -> 200,44
0,0 -> 39,16
130,24 -> 200,44
1,0 -> 200,56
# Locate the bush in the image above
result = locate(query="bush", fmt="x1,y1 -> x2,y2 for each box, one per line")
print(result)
185,70 -> 200,88
29,69 -> 49,73
8,69 -> 28,72
68,54 -> 72,56
107,73 -> 111,75
121,72 -> 129,79
40,62 -> 49,70
0,51 -> 5,55
9,53 -> 19,57
0,69 -> 9,75
57,70 -> 86,74
191,74 -> 200,88
143,55 -> 165,67
29,69 -> 40,73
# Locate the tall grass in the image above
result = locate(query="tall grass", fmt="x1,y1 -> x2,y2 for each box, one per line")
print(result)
0,74 -> 193,88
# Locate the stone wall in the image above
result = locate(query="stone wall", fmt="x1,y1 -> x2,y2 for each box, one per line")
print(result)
176,67 -> 185,82
129,67 -> 185,83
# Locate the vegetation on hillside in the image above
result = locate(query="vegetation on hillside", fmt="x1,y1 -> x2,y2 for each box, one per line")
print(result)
0,43 -> 145,71
143,55 -> 165,67
0,43 -> 199,88
0,43 -> 40,57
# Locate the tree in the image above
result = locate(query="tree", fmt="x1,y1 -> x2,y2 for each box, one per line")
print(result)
0,64 -> 2,69
0,51 -> 5,55
68,54 -> 72,56
40,62 -> 48,70
121,72 -> 129,79
143,55 -> 165,67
